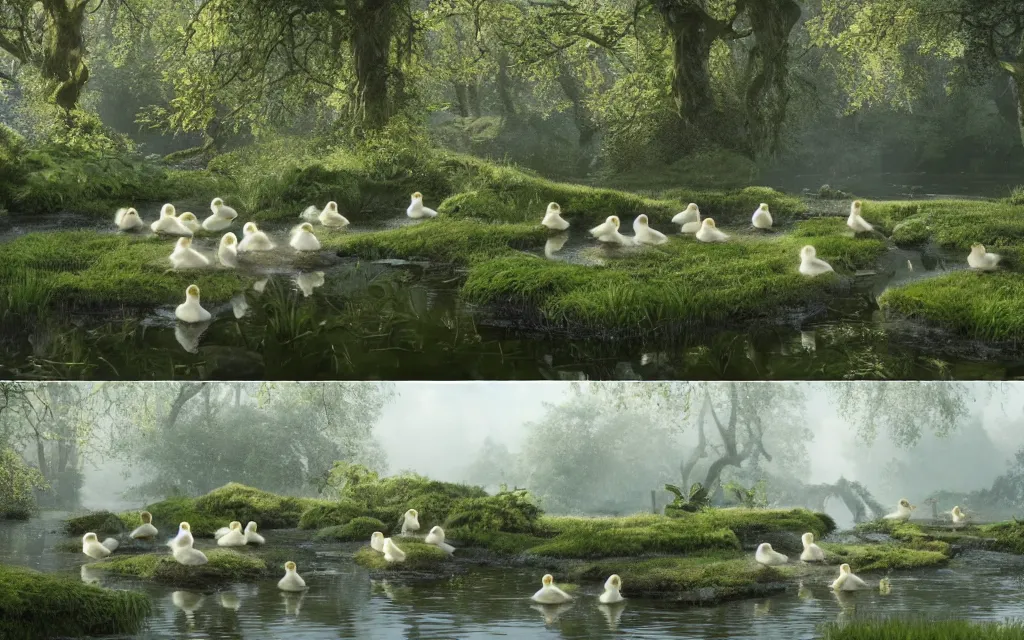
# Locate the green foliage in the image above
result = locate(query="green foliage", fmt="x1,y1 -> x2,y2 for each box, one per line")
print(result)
97,550 -> 267,587
442,490 -> 544,551
891,216 -> 933,245
1008,186 -> 1024,206
314,517 -> 388,542
527,514 -> 740,559
819,619 -> 1024,640
299,499 -> 368,530
820,543 -> 950,572
723,480 -> 769,509
664,483 -> 712,514
353,540 -> 451,571
0,448 -> 46,520
979,521 -> 1024,554
0,563 -> 151,639
568,551 -> 791,602
685,508 -> 836,541
880,272 -> 1024,341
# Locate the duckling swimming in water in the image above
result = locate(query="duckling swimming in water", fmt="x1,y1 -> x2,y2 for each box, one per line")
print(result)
531,574 -> 572,604
589,215 -> 632,246
633,214 -> 668,245
289,223 -> 321,251
541,202 -> 570,231
129,511 -> 158,540
238,222 -> 275,252
798,245 -> 834,277
755,542 -> 788,566
170,237 -> 210,270
695,218 -> 728,243
175,285 -> 211,323
831,563 -> 869,591
752,203 -> 773,230
278,561 -> 307,592
407,192 -> 438,219
82,532 -> 119,559
599,574 -> 624,604
151,204 -> 193,237
672,203 -> 701,233
967,243 -> 1000,271
115,207 -> 143,231
218,232 -> 239,268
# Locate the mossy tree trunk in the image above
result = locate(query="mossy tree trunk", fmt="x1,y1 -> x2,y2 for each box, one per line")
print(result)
454,83 -> 471,117
1002,60 -> 1024,151
345,0 -> 409,129
40,0 -> 90,113
696,384 -> 772,496
744,0 -> 802,157
496,50 -> 517,118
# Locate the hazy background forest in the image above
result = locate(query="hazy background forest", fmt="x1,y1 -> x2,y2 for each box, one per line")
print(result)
3,381 -> 1023,530
1,0 -> 1023,197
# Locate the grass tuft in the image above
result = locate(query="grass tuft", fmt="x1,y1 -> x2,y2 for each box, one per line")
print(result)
819,619 -> 1024,640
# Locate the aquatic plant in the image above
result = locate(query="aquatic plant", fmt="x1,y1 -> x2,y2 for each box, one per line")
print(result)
0,563 -> 151,638
819,619 -> 1024,640
97,550 -> 267,587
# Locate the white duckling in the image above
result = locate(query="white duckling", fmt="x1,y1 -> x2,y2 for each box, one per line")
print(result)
129,511 -> 158,540
633,214 -> 668,245
175,285 -> 212,324
294,271 -> 325,297
599,574 -> 625,604
82,532 -> 119,559
951,505 -> 968,525
167,522 -> 195,549
216,521 -> 247,547
799,245 -> 834,277
290,223 -> 321,251
400,509 -> 420,536
831,563 -> 869,591
968,243 -> 1000,271
173,544 -> 209,566
319,201 -> 350,228
589,215 -> 632,246
847,200 -> 874,233
883,498 -> 915,521
382,537 -> 406,563
202,197 -> 237,232
178,212 -> 202,234
752,203 -> 773,229
214,521 -> 241,540
243,521 -> 264,545
407,192 -> 438,219
115,207 -> 143,231
170,237 -> 210,270
800,532 -> 825,562
672,203 -> 701,233
238,222 -> 275,252
531,574 -> 572,604
218,232 -> 239,268
151,204 -> 193,237
370,531 -> 385,552
541,202 -> 569,231
278,561 -> 307,592
695,218 -> 729,243
424,526 -> 455,554
755,542 -> 788,566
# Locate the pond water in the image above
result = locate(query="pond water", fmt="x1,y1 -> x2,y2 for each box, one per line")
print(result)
1,206 -> 1020,381
4,514 -> 1024,639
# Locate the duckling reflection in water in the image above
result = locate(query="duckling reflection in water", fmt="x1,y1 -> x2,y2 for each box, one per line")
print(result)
174,320 -> 210,354
281,590 -> 305,617
797,580 -> 813,600
171,590 -> 204,627
753,599 -> 772,616
218,591 -> 241,611
598,601 -> 626,630
80,563 -> 102,585
544,232 -> 569,258
294,271 -> 325,297
530,603 -> 574,625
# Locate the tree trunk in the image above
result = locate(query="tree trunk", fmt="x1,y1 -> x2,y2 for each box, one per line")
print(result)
347,0 -> 404,129
555,59 -> 598,150
496,52 -> 516,117
1001,61 -> 1024,151
40,0 -> 90,112
744,0 -> 802,157
453,83 -> 470,117
468,83 -> 482,117
654,1 -> 722,129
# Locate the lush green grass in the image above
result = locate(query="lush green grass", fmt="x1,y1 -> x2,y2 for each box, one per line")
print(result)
819,619 -> 1024,640
0,231 -> 248,312
64,511 -> 136,536
979,521 -> 1024,554
820,543 -> 950,571
97,550 -> 267,586
353,540 -> 452,571
0,563 -> 151,638
683,507 -> 836,541
314,517 -> 388,542
460,218 -> 885,333
860,199 -> 1024,256
526,514 -> 740,559
880,271 -> 1024,341
568,551 -> 791,602
854,519 -> 929,541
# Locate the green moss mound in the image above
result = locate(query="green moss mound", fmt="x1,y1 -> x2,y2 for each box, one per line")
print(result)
353,540 -> 451,571
299,499 -> 368,530
123,483 -> 329,538
569,551 -> 791,602
527,514 -> 740,559
1,231 -> 248,312
442,489 -> 544,552
685,507 -> 836,541
0,563 -> 151,638
821,543 -> 950,571
64,511 -> 132,536
979,521 -> 1024,554
97,550 -> 266,587
314,517 -> 388,542
819,619 -> 1024,640
854,519 -> 928,541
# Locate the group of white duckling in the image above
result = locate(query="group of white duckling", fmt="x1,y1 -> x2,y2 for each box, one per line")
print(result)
116,193 -> 441,325
81,511 -> 305,592
545,198 -> 1003,277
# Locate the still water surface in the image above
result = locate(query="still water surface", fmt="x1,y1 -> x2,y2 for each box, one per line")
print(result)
3,514 -> 1024,639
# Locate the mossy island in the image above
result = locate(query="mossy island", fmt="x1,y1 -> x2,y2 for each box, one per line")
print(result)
95,550 -> 267,588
